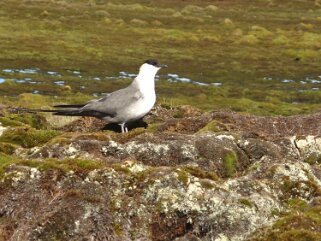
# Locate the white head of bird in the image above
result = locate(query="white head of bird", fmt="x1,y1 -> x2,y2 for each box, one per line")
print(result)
134,59 -> 167,89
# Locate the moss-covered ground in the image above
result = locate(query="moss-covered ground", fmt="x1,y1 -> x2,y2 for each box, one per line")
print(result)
249,199 -> 321,241
0,2 -> 321,238
0,0 -> 321,115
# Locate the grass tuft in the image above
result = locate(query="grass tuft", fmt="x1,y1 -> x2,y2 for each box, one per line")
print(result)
0,127 -> 60,148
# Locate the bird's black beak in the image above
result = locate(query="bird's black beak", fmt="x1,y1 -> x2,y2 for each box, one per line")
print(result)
158,64 -> 168,68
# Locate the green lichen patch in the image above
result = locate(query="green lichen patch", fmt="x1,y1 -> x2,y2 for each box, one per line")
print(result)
0,127 -> 61,148
0,152 -> 17,178
16,158 -> 104,174
197,120 -> 228,133
200,180 -> 215,189
304,153 -> 321,165
111,163 -> 131,175
176,169 -> 189,185
223,150 -> 238,177
110,162 -> 156,182
47,136 -> 72,146
47,131 -> 110,145
239,198 -> 253,208
182,166 -> 218,181
113,223 -> 123,236
279,178 -> 321,200
0,117 -> 26,127
0,113 -> 49,129
113,127 -> 146,143
287,199 -> 308,209
0,0 -> 320,116
62,189 -> 101,203
0,142 -> 18,155
63,189 -> 82,199
146,123 -> 162,133
249,205 -> 321,241
173,110 -> 184,119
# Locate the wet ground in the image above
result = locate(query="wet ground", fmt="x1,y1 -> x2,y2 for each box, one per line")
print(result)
0,67 -> 320,96
1,0 -> 321,115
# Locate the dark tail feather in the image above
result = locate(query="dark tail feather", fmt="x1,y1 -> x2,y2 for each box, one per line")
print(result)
53,104 -> 85,108
10,107 -> 82,116
52,110 -> 84,116
10,107 -> 105,118
8,107 -> 56,114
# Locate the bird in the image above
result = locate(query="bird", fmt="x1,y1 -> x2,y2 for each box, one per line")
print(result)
27,59 -> 167,133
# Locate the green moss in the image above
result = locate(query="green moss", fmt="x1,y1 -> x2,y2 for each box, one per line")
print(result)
13,113 -> 48,129
183,166 -> 218,181
287,199 -> 308,209
0,117 -> 26,127
16,158 -> 104,173
63,189 -> 82,199
176,169 -> 189,185
250,204 -> 321,241
200,180 -> 215,189
271,208 -> 282,217
130,18 -> 148,26
273,35 -> 289,45
223,151 -> 237,177
0,142 -> 18,155
66,159 -> 104,171
132,167 -> 156,183
239,198 -> 253,208
0,152 -> 17,178
0,127 -> 60,148
111,163 -> 131,175
284,49 -> 319,60
160,103 -> 172,110
0,0 -> 320,116
155,201 -> 164,213
114,223 -> 123,236
304,153 -> 321,165
238,35 -> 259,45
300,32 -> 321,48
280,178 -> 321,200
198,120 -> 227,133
279,178 -> 301,200
48,136 -> 72,146
279,229 -> 321,241
173,111 -> 184,118
115,128 -> 146,142
16,93 -> 54,109
249,25 -> 273,39
0,113 -> 49,129
146,123 -> 161,133
205,5 -> 218,12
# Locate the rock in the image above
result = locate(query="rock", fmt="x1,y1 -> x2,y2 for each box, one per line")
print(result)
0,123 -> 7,136
1,106 -> 321,240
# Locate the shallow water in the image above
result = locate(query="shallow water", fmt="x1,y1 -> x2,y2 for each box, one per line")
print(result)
2,67 -> 321,88
0,68 -> 222,87
0,68 -> 321,97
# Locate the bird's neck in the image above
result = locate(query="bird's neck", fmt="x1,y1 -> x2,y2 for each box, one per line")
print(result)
133,71 -> 156,93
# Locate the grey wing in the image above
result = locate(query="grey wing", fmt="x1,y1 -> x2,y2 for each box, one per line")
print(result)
81,86 -> 142,117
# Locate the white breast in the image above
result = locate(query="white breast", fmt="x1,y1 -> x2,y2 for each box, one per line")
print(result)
125,91 -> 156,121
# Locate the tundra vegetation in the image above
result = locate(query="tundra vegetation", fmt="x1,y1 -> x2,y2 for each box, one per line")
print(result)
0,0 -> 321,240
0,0 -> 320,114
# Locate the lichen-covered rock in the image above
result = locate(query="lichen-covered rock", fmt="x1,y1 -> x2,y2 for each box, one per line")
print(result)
1,107 -> 321,240
1,154 -> 320,241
